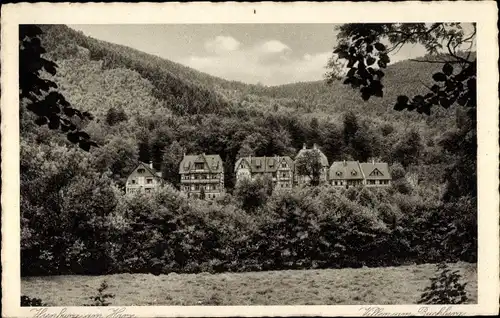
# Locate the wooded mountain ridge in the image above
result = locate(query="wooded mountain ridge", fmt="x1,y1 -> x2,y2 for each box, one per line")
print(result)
24,24 -> 471,191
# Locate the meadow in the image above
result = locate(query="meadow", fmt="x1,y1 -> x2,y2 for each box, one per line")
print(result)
21,262 -> 477,306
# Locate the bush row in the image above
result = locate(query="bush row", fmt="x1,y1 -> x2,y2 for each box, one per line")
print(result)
21,180 -> 476,276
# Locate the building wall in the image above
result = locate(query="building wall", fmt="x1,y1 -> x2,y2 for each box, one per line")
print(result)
126,167 -> 162,194
295,167 -> 328,186
180,171 -> 225,199
364,179 -> 391,187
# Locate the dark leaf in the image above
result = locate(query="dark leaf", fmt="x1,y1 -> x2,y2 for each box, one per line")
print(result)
48,116 -> 60,130
63,107 -> 76,117
396,95 -> 410,105
374,42 -> 386,51
60,124 -> 70,132
374,70 -> 385,79
457,93 -> 468,106
361,87 -> 371,101
67,132 -> 80,144
467,78 -> 476,91
379,54 -> 390,64
443,63 -> 453,76
439,97 -> 452,109
366,45 -> 373,53
82,111 -> 94,119
34,116 -> 48,126
432,72 -> 447,82
41,58 -> 58,76
346,67 -> 357,78
347,58 -> 356,68
377,60 -> 387,69
79,140 -> 91,152
366,56 -> 376,66
77,131 -> 91,140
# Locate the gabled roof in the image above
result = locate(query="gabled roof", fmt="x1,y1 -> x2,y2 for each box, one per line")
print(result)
234,156 -> 294,173
360,162 -> 391,180
329,161 -> 364,180
179,154 -> 223,174
295,144 -> 329,167
128,162 -> 162,179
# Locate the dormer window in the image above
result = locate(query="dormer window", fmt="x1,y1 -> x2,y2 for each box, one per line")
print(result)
256,159 -> 261,167
336,171 -> 342,176
351,170 -> 357,176
369,169 -> 383,177
137,168 -> 145,174
281,162 -> 287,168
195,163 -> 204,170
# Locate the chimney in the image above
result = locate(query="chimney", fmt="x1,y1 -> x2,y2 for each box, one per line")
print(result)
313,143 -> 318,149
149,161 -> 153,169
183,152 -> 186,157
343,160 -> 346,166
302,143 -> 306,150
372,159 -> 375,164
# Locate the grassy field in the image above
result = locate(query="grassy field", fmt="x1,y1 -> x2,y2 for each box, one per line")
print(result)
21,262 -> 477,306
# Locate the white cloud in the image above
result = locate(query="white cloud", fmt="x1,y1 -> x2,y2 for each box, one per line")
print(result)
259,40 -> 291,53
180,35 -> 332,85
204,36 -> 241,54
182,49 -> 332,86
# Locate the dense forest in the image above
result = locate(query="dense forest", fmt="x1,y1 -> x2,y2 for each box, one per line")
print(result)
20,24 -> 476,276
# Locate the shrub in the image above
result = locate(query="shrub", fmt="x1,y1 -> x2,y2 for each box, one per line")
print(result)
86,280 -> 115,306
21,295 -> 47,307
418,262 -> 468,304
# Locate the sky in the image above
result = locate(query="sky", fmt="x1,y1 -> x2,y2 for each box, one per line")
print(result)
69,24 -> 443,86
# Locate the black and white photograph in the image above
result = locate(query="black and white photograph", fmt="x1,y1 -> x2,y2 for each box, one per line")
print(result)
2,2 -> 499,317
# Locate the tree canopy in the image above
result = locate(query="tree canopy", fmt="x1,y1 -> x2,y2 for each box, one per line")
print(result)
329,23 -> 476,201
19,25 -> 98,151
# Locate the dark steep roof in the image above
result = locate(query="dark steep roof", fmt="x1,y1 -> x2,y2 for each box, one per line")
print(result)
329,161 -> 364,180
234,156 -> 294,173
360,162 -> 391,180
179,154 -> 223,174
128,162 -> 162,180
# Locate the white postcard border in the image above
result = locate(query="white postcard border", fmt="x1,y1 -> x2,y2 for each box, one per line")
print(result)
2,2 -> 499,317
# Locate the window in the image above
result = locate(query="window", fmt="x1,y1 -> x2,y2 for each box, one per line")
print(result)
146,178 -> 153,184
195,185 -> 200,190
281,162 -> 287,168
336,171 -> 342,176
137,169 -> 145,173
282,172 -> 287,178
195,163 -> 204,170
145,188 -> 151,192
351,170 -> 357,176
131,179 -> 136,184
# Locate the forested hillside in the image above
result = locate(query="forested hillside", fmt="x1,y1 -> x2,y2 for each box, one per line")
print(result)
30,24 -> 467,189
20,24 -> 476,276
